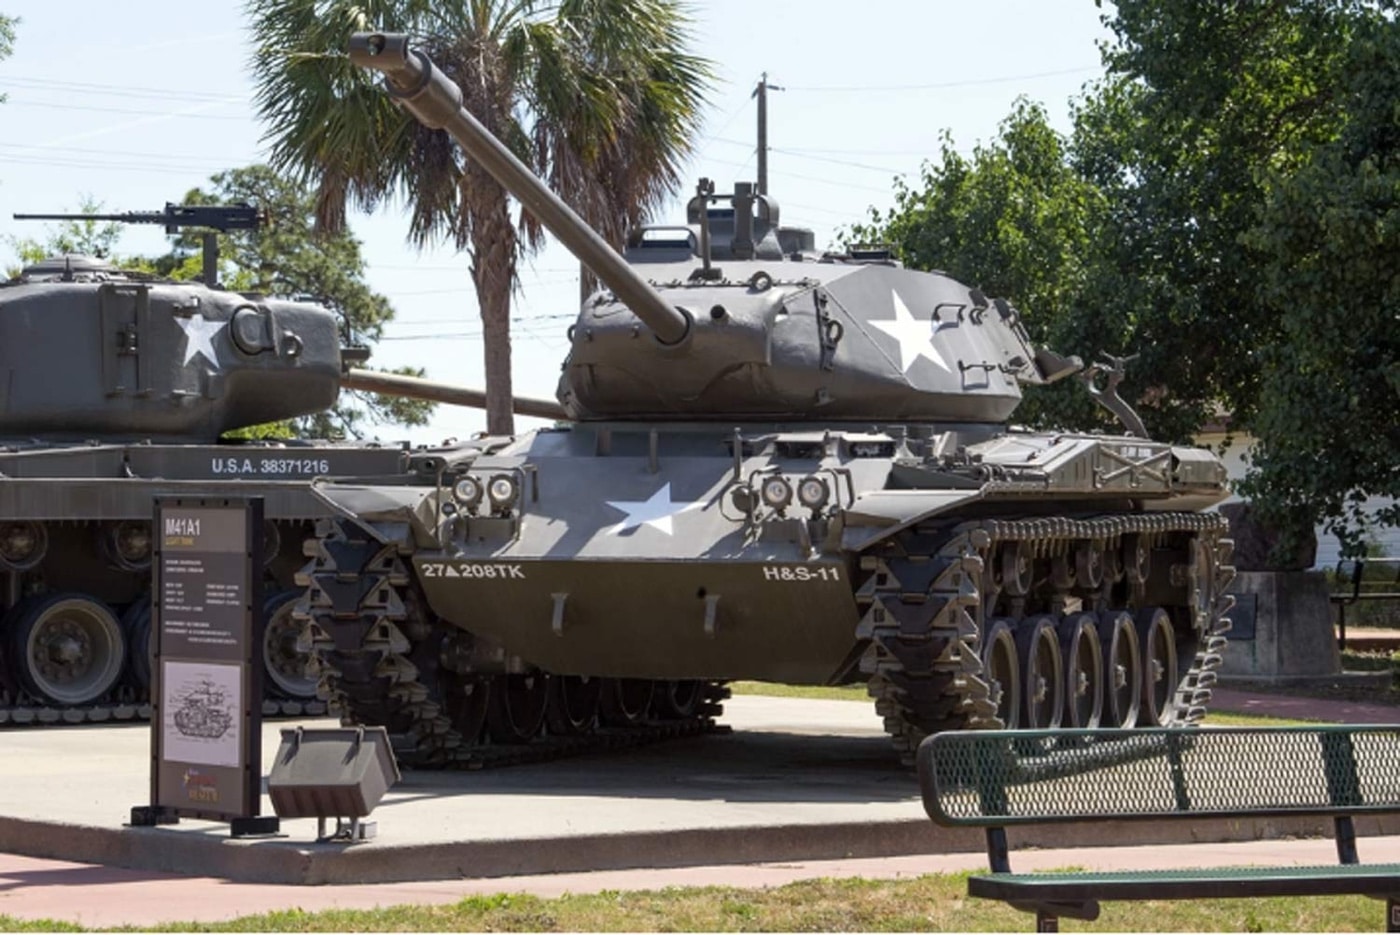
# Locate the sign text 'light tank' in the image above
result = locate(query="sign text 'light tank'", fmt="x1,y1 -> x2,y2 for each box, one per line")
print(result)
296,33 -> 1236,767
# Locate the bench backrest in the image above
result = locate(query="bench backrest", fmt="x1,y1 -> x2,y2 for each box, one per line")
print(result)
918,726 -> 1400,826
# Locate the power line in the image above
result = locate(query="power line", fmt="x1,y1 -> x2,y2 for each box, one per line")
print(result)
784,66 -> 1099,93
0,76 -> 247,103
770,147 -> 905,175
0,98 -> 252,120
0,141 -> 251,167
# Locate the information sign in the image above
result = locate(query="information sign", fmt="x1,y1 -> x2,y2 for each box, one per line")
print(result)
130,497 -> 276,835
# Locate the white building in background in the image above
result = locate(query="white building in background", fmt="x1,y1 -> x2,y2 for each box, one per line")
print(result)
1194,429 -> 1400,567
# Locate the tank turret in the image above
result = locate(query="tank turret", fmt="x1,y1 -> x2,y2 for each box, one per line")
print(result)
1,256 -> 343,440
350,32 -> 1082,425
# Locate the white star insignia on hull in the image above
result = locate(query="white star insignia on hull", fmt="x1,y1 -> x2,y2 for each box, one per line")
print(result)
604,482 -> 701,535
177,314 -> 228,368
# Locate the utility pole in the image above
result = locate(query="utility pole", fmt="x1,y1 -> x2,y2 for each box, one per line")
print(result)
753,72 -> 784,196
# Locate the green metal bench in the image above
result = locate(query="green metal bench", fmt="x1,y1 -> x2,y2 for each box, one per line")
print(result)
917,726 -> 1400,931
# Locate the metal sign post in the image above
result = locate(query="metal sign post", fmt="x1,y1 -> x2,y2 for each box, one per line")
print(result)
130,496 -> 277,836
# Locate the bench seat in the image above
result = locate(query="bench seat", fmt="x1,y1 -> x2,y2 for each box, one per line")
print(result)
970,862 -> 1400,903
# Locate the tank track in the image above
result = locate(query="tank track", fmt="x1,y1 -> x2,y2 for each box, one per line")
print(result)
296,519 -> 728,769
858,512 -> 1234,763
0,695 -> 325,727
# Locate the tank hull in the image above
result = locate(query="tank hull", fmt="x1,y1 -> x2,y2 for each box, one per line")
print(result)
304,421 -> 1235,766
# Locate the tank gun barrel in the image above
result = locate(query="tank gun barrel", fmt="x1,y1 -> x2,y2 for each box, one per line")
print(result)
347,32 -> 692,347
342,368 -> 569,422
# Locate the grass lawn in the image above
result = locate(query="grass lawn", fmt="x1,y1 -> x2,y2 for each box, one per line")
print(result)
0,875 -> 1385,932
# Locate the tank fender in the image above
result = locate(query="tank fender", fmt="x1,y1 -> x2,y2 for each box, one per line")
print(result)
309,481 -> 437,547
839,489 -> 984,552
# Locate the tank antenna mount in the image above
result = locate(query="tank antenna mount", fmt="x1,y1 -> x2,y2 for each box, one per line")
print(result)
1080,352 -> 1148,438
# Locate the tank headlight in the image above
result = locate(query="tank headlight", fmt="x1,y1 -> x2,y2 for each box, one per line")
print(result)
453,476 -> 483,509
488,474 -> 519,510
797,475 -> 829,510
760,476 -> 792,511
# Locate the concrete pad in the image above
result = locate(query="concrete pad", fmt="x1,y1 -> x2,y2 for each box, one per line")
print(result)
1,694 -> 1397,886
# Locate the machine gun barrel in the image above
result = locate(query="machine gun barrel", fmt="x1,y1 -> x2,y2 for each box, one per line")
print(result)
348,32 -> 692,347
14,203 -> 264,287
342,368 -> 569,422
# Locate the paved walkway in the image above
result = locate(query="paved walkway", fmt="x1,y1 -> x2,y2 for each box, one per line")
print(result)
0,686 -> 1394,928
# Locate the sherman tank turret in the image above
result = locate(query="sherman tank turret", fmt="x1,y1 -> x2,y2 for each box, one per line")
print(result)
0,210 -> 559,726
295,33 -> 1235,767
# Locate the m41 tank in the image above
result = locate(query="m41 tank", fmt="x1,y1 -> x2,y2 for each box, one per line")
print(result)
297,33 -> 1235,767
0,238 -> 561,726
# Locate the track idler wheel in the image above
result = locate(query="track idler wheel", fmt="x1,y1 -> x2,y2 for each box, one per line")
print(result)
1016,615 -> 1063,729
7,593 -> 125,706
655,679 -> 704,719
1097,611 -> 1141,728
981,617 -> 1021,729
1058,612 -> 1103,729
487,672 -> 549,744
261,589 -> 318,700
600,678 -> 654,727
1136,607 -> 1179,726
545,675 -> 602,735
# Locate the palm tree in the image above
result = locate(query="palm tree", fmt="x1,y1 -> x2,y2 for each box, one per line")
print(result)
247,0 -> 712,435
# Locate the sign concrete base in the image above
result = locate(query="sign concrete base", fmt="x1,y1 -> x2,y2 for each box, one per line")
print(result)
1220,570 -> 1342,682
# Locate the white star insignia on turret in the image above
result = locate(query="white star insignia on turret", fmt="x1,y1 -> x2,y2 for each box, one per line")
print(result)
870,290 -> 951,374
604,483 -> 701,535
177,314 -> 227,367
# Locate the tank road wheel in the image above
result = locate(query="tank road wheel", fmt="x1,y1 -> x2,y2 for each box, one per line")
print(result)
121,596 -> 154,694
600,677 -> 654,727
981,618 -> 1021,729
261,589 -> 317,700
1136,608 -> 1179,726
999,542 -> 1032,597
545,675 -> 602,735
1124,534 -> 1150,585
442,672 -> 490,743
487,672 -> 550,744
1074,540 -> 1105,592
8,593 -> 125,706
1058,613 -> 1103,729
1096,611 -> 1142,728
1016,615 -> 1063,729
655,679 -> 705,719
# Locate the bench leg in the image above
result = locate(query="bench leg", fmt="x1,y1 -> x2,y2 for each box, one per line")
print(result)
1036,909 -> 1059,933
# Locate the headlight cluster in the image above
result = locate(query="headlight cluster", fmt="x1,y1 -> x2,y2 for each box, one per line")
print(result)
449,472 -> 519,515
742,473 -> 832,517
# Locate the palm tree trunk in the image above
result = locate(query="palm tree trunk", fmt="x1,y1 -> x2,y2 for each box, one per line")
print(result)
471,198 -> 517,436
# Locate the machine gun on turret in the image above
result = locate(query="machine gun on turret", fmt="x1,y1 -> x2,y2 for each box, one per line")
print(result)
13,203 -> 266,288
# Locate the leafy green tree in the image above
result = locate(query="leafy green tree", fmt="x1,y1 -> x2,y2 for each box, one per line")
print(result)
0,14 -> 15,102
1239,11 -> 1400,558
249,0 -> 711,436
1064,0 -> 1364,442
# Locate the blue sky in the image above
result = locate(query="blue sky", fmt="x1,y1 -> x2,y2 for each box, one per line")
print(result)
0,1 -> 1113,444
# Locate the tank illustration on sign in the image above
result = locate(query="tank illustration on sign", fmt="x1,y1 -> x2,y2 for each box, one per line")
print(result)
295,33 -> 1236,767
0,207 -> 559,727
172,679 -> 235,739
